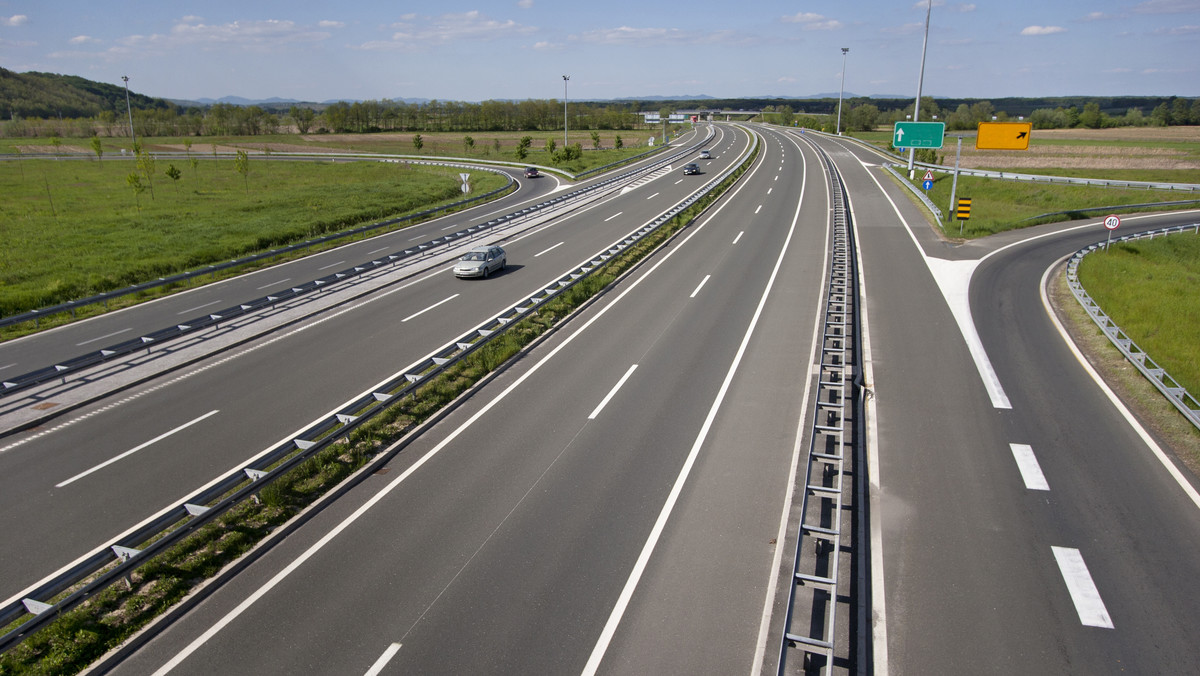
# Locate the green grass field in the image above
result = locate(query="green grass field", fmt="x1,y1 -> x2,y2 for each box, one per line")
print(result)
0,157 -> 507,316
1076,232 -> 1200,397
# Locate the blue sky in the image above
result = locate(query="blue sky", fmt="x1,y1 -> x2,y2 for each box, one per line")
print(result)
2,1 -> 1197,103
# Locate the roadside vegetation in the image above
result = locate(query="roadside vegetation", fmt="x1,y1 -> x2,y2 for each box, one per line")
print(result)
0,143 -> 756,676
0,155 -> 509,320
1076,233 -> 1200,397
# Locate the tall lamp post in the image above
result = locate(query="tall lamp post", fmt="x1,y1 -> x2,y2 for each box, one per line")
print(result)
907,0 -> 932,178
836,47 -> 849,135
121,75 -> 136,149
562,75 -> 569,149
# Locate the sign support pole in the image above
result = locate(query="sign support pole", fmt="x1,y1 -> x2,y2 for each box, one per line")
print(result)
949,135 -> 962,222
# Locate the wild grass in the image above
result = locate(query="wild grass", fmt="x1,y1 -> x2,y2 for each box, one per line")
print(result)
0,158 -> 507,317
1076,232 -> 1200,396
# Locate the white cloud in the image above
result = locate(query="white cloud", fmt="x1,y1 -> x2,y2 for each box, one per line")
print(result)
781,12 -> 843,30
3,14 -> 28,26
68,35 -> 99,45
318,20 -> 345,29
1154,23 -> 1200,34
387,11 -> 534,44
111,18 -> 333,52
1082,11 -> 1113,21
1020,25 -> 1066,35
532,40 -> 560,50
1133,0 -> 1200,14
518,0 -> 534,7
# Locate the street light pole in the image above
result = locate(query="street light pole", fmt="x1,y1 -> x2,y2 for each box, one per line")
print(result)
562,75 -> 569,149
907,0 -> 932,179
836,47 -> 849,135
121,75 -> 136,149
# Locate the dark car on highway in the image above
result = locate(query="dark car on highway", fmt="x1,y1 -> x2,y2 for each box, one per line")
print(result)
524,167 -> 539,178
683,163 -> 700,175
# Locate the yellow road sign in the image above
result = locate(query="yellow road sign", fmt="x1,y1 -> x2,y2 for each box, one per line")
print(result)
956,198 -> 972,220
976,122 -> 1032,150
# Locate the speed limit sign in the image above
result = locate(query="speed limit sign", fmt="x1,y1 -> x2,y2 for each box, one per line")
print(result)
1104,214 -> 1120,230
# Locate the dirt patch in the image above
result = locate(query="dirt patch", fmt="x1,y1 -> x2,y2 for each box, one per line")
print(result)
16,144 -> 92,155
1034,127 -> 1200,143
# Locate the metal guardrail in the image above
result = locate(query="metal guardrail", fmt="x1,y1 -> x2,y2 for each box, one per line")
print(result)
881,163 -> 944,221
778,139 -> 862,673
0,125 -> 750,654
0,132 -> 715,400
1066,223 -> 1200,430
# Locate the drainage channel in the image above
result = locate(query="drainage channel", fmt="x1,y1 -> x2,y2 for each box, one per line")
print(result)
777,141 -> 864,675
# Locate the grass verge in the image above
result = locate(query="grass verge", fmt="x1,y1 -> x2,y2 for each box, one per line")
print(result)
0,159 -> 509,321
0,140 -> 757,676
1049,259 -> 1200,478
1075,231 -> 1200,396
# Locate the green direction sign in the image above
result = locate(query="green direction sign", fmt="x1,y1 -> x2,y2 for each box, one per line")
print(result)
892,121 -> 946,149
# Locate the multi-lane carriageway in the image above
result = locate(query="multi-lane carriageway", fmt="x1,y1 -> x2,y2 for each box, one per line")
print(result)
3,123 -> 1200,674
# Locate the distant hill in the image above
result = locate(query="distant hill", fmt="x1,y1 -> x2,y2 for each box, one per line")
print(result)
0,68 -> 173,118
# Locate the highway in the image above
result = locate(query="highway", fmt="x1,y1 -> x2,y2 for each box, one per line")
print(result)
6,121 -> 1200,675
101,123 -> 833,674
803,131 -> 1200,674
0,126 -> 751,612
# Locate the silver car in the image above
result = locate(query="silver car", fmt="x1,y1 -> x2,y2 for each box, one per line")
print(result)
454,245 -> 507,278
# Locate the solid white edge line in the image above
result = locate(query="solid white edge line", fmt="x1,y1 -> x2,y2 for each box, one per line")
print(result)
588,364 -> 638,420
689,275 -> 711,299
56,410 -> 220,488
363,642 -> 402,676
401,294 -> 459,323
584,125 -> 794,676
1039,258 -> 1200,510
155,126 -> 765,674
1009,443 -> 1050,491
1051,546 -> 1114,629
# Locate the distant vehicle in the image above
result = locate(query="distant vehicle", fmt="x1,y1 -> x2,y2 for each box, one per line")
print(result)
524,167 -> 540,178
683,163 -> 700,175
454,245 -> 507,279
699,150 -> 711,159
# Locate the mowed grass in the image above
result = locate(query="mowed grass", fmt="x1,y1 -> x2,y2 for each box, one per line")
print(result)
1077,232 -> 1200,397
0,157 -> 507,316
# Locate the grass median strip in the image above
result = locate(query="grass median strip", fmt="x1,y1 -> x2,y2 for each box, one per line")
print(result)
0,143 -> 756,676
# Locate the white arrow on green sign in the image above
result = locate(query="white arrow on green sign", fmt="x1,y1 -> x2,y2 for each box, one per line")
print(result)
893,121 -> 946,149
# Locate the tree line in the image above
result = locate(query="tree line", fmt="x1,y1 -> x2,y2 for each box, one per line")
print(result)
759,96 -> 1200,132
2,97 -> 645,139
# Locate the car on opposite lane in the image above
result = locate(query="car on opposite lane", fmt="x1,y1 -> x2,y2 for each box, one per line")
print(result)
699,150 -> 711,159
454,245 -> 507,279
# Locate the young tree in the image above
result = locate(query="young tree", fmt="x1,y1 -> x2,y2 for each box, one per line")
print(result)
544,137 -> 557,154
235,149 -> 249,191
614,135 -> 623,150
515,135 -> 532,161
126,172 -> 145,211
492,138 -> 501,155
50,134 -> 62,159
591,130 -> 601,150
90,136 -> 103,162
165,163 -> 182,191
463,135 -> 475,154
136,147 -> 156,200
412,134 -> 424,152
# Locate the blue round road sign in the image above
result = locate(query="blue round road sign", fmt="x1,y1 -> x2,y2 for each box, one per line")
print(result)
922,179 -> 934,190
